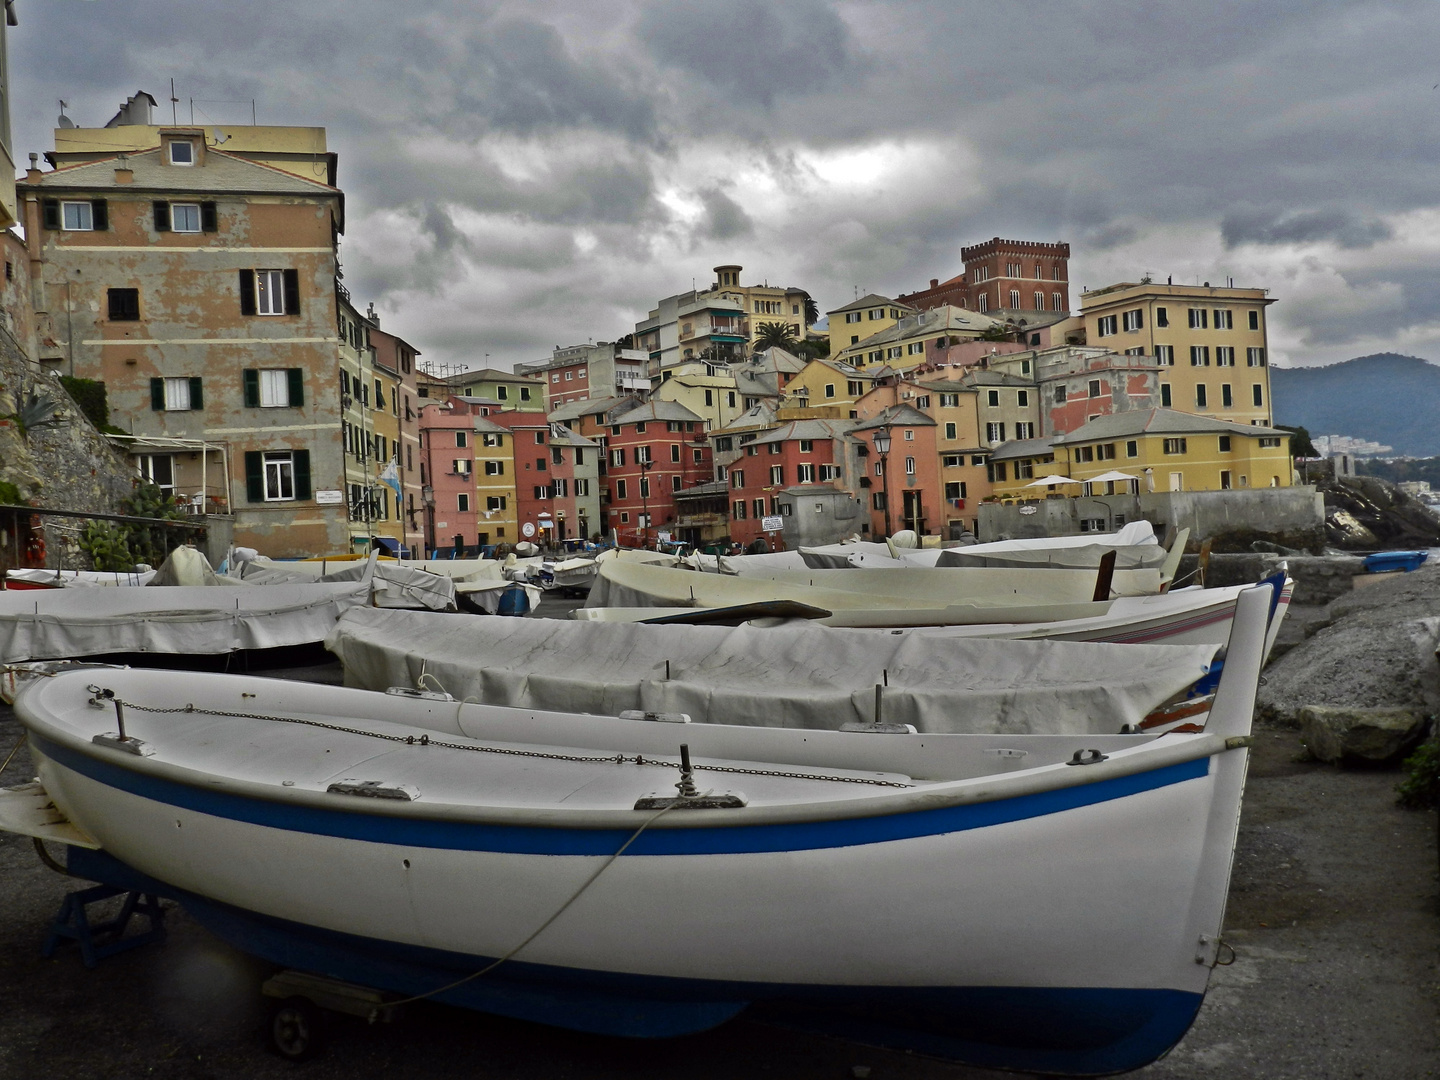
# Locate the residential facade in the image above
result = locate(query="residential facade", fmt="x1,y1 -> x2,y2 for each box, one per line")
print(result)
635,264 -> 811,371
724,419 -> 856,548
897,238 -> 1071,318
825,294 -> 913,351
851,406 -> 940,537
830,305 -> 1006,373
602,400 -> 710,543
516,341 -> 649,410
418,366 -> 543,408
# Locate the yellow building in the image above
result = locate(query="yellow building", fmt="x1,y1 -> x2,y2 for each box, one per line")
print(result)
653,361 -> 743,430
473,416 -> 519,542
1052,409 -> 1292,494
1077,282 -> 1275,427
826,294 -> 913,352
783,359 -> 876,416
831,304 -> 1007,372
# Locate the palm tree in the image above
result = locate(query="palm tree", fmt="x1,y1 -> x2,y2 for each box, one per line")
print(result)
754,321 -> 799,352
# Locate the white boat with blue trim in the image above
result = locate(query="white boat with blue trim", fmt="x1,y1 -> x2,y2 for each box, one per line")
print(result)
8,585 -> 1272,1075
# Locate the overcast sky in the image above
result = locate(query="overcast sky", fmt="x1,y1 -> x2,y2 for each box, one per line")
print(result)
17,1 -> 1440,372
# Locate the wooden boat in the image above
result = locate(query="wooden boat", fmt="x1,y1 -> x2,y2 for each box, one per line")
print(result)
5,585 -> 1271,1074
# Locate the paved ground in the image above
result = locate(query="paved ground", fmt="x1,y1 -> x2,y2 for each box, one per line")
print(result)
0,670 -> 1434,1077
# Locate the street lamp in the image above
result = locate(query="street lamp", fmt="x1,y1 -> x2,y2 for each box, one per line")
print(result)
639,458 -> 654,549
872,423 -> 893,539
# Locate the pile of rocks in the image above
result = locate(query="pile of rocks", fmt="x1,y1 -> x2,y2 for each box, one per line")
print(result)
1257,561 -> 1438,764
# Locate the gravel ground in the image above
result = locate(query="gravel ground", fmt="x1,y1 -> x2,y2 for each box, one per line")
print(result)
0,588 -> 1434,1078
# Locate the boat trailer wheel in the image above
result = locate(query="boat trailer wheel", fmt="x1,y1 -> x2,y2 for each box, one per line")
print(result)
269,996 -> 325,1061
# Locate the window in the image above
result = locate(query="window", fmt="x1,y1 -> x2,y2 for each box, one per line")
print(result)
615,479 -> 628,499
945,422 -> 957,440
60,201 -> 95,231
1161,384 -> 1172,407
635,446 -> 652,465
1216,346 -> 1235,367
798,463 -> 816,483
108,288 -> 140,321
1188,308 -> 1208,329
939,393 -> 959,408
986,422 -> 1005,443
1259,436 -> 1283,448
484,460 -> 504,476
1253,384 -> 1264,407
245,449 -> 311,503
1248,311 -> 1260,330
1219,435 -> 1232,452
978,294 -> 989,313
906,343 -> 924,356
1190,345 -> 1210,367
1097,443 -> 1116,460
1221,384 -> 1233,407
714,436 -> 733,452
1015,459 -> 1034,480
1156,307 -> 1169,328
137,453 -> 175,495
451,459 -> 471,475
746,444 -> 758,456
483,433 -> 503,448
1155,345 -> 1174,366
241,367 -> 304,408
151,376 -> 202,412
872,492 -> 887,510
1088,379 -> 1102,398
1214,309 -> 1233,330
170,203 -> 202,233
820,464 -> 840,481
168,139 -> 195,165
987,390 -> 999,407
1096,314 -> 1117,337
1126,440 -> 1138,457
1009,289 -> 1020,308
496,386 -> 509,401
1163,438 -> 1188,455
669,443 -> 680,463
1219,470 -> 1232,490
1075,446 -> 1094,463
874,463 -> 883,477
971,455 -> 986,466
1054,385 -> 1066,404
1247,348 -> 1266,367
535,455 -> 547,472
770,465 -> 784,485
986,461 -> 1007,483
1122,309 -> 1144,332
768,442 -> 782,456
728,391 -> 736,407
1034,292 -> 1045,310
457,493 -> 471,513
899,457 -> 913,477
752,497 -> 766,518
487,495 -> 506,511
639,476 -> 650,498
944,481 -> 967,502
731,470 -> 745,489
904,429 -> 914,441
610,448 -> 625,468
733,500 -> 747,520
1052,292 -> 1062,311
887,347 -> 902,359
1015,422 -> 1035,439
1196,385 -> 1208,408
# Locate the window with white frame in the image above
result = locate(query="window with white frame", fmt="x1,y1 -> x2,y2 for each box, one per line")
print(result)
1009,289 -> 1020,308
987,389 -> 999,406
939,393 -> 959,407
259,368 -> 293,407
904,429 -> 914,441
1122,309 -> 1143,332
1213,309 -> 1233,329
1188,308 -> 1208,329
1155,345 -> 1174,365
796,463 -> 814,483
904,457 -> 915,476
487,495 -> 506,511
1034,292 -> 1045,310
986,422 -> 1005,443
484,460 -> 504,475
1163,438 -> 1187,455
163,377 -> 193,411
1216,346 -> 1234,367
770,465 -> 784,485
451,459 -> 471,475
1190,345 -> 1210,366
1096,315 -> 1117,337
820,464 -> 840,481
255,270 -> 286,315
169,140 -> 195,165
171,203 -> 201,233
1015,422 -> 1035,439
263,451 -> 296,500
61,201 -> 94,231
1051,291 -> 1062,311
457,493 -> 470,512
1247,348 -> 1266,367
945,422 -> 957,439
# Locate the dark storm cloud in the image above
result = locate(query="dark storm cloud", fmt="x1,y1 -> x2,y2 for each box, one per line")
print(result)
636,0 -> 854,107
1221,208 -> 1394,250
695,187 -> 753,241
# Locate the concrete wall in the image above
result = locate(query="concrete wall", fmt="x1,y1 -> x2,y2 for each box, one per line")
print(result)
978,485 -> 1325,546
778,487 -> 865,547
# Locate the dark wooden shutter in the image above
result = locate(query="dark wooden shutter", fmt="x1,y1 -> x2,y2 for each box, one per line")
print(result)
238,270 -> 255,315
287,368 -> 305,408
242,369 -> 259,408
90,200 -> 108,231
150,378 -> 165,411
189,377 -> 204,410
200,201 -> 217,233
245,452 -> 264,502
153,201 -> 170,232
293,450 -> 311,500
282,269 -> 300,316
41,199 -> 58,230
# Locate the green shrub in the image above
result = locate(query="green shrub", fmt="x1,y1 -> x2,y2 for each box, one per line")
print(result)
78,521 -> 135,572
1397,740 -> 1440,810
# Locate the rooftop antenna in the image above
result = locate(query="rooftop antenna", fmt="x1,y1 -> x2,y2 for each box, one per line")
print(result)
170,78 -> 179,125
56,100 -> 74,129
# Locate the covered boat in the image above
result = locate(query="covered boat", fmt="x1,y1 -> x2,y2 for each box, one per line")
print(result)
8,585 -> 1272,1074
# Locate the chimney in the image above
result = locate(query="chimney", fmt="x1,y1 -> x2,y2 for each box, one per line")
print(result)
930,279 -> 938,289
114,153 -> 133,184
26,152 -> 40,182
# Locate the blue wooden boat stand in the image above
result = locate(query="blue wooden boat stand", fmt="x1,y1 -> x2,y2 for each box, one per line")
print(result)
43,883 -> 167,968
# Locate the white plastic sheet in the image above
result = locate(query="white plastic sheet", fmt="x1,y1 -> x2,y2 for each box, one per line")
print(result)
325,607 -> 1219,735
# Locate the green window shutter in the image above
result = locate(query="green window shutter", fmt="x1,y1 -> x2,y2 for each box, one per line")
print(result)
90,200 -> 108,231
150,378 -> 165,411
293,450 -> 311,500
238,270 -> 255,316
287,367 -> 304,407
244,451 -> 264,502
200,202 -> 217,233
41,199 -> 59,230
282,268 -> 301,316
153,201 -> 170,232
242,369 -> 259,407
188,377 -> 204,410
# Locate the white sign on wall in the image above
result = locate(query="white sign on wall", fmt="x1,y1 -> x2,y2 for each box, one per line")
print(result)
314,489 -> 344,505
761,515 -> 784,532
521,522 -> 536,537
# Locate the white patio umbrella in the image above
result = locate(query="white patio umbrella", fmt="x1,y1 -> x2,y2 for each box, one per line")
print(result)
1025,474 -> 1080,487
1088,470 -> 1142,483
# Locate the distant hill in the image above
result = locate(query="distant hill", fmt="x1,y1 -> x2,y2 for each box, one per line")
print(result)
1270,353 -> 1440,457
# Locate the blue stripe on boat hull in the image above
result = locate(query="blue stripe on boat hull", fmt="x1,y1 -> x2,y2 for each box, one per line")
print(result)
67,847 -> 1203,1075
33,733 -> 1210,856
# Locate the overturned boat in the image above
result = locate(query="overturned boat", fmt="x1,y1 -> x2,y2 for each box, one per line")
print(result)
6,585 -> 1271,1074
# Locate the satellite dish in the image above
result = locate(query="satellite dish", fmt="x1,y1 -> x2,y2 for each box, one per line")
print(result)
213,128 -> 229,145
57,116 -> 75,129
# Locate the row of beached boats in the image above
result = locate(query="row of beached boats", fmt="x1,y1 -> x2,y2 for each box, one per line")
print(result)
0,524 -> 1287,1074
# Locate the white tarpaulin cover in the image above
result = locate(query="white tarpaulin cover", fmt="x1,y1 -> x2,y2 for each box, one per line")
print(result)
937,521 -> 1164,570
0,580 -> 372,662
237,558 -> 457,611
6,568 -> 157,587
326,607 -> 1219,734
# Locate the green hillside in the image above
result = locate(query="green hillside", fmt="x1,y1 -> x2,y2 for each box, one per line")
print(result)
1270,353 -> 1440,457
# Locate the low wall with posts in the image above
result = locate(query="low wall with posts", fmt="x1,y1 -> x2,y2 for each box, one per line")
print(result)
978,486 -> 1326,548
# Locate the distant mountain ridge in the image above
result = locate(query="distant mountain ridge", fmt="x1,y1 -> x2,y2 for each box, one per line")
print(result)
1270,353 -> 1440,458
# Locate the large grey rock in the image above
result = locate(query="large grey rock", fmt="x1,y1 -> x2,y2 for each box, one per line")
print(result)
1298,706 -> 1431,765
